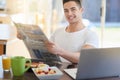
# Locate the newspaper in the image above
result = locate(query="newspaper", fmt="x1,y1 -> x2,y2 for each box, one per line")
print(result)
13,22 -> 49,50
13,22 -> 61,63
14,22 -> 48,41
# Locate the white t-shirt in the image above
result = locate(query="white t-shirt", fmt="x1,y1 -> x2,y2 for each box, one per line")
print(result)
50,26 -> 99,62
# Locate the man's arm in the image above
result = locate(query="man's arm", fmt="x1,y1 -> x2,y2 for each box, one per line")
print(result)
45,41 -> 95,63
58,44 -> 95,63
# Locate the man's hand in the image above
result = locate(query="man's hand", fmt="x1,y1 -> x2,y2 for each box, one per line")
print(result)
44,41 -> 63,55
17,31 -> 26,40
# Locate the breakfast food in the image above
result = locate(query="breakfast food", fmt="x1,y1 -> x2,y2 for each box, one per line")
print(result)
34,63 -> 56,75
30,62 -> 44,68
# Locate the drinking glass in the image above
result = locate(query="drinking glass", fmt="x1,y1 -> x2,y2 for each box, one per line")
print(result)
2,55 -> 11,71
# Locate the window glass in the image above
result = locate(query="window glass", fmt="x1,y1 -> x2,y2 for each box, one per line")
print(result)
0,0 -> 6,9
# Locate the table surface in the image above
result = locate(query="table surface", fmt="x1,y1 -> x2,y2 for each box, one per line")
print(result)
1,62 -> 120,80
0,62 -> 74,80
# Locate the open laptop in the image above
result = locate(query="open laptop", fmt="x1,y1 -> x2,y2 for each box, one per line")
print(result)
13,22 -> 61,66
64,47 -> 120,80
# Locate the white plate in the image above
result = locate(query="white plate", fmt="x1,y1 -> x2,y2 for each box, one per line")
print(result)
64,68 -> 77,79
32,66 -> 63,80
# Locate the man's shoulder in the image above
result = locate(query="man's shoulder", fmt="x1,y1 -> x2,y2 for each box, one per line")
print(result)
84,27 -> 97,33
51,27 -> 66,37
54,27 -> 66,33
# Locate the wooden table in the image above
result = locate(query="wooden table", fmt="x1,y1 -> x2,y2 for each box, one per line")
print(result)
1,62 -> 120,80
0,62 -> 73,80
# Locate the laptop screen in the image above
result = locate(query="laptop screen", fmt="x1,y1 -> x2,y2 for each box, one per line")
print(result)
76,47 -> 120,79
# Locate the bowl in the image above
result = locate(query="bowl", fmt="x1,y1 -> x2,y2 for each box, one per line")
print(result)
32,66 -> 63,80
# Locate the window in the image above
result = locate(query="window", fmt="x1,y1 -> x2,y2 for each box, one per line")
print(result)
0,0 -> 6,11
82,0 -> 120,48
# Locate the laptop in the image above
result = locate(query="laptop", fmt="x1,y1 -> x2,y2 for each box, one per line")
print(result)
64,47 -> 120,80
13,22 -> 61,66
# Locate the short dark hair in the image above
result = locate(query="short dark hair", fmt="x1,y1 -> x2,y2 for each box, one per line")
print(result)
63,0 -> 82,7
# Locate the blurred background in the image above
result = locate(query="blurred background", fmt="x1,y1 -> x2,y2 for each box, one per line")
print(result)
0,0 -> 120,48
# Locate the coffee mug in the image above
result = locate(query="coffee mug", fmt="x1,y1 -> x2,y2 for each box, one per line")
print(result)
11,56 -> 31,76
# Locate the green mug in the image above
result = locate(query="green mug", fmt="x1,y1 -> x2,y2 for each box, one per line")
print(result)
11,56 -> 31,76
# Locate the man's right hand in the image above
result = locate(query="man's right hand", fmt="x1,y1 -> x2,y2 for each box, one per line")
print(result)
17,31 -> 26,40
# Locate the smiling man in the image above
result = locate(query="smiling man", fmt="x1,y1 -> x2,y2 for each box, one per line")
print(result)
45,0 -> 99,63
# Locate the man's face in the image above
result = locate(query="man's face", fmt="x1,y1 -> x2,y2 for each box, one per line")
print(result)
63,1 -> 83,24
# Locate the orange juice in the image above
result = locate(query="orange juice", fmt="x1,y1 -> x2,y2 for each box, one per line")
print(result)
2,56 -> 11,71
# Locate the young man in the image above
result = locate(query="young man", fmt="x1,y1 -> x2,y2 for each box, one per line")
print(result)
46,0 -> 99,63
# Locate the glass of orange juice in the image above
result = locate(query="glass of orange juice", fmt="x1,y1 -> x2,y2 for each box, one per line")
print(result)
2,55 -> 11,71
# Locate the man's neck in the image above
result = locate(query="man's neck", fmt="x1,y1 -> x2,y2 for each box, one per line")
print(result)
66,21 -> 85,32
